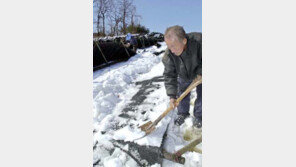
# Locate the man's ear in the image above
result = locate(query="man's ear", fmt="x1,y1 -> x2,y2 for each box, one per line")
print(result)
183,38 -> 187,45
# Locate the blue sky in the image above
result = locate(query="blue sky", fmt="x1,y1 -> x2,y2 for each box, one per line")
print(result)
93,0 -> 202,34
134,0 -> 202,33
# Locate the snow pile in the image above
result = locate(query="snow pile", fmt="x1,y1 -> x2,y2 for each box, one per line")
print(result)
93,43 -> 166,124
103,147 -> 138,167
150,164 -> 161,167
111,77 -> 173,147
93,43 -> 169,166
113,125 -> 145,141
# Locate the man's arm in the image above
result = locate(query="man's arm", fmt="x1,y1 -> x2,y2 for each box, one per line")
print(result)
197,40 -> 202,76
162,49 -> 178,99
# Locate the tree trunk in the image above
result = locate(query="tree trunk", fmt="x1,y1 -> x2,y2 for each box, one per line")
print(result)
123,10 -> 126,34
102,14 -> 105,36
131,15 -> 134,33
97,15 -> 101,33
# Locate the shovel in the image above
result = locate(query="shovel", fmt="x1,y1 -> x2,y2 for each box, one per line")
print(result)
163,134 -> 202,164
139,75 -> 202,135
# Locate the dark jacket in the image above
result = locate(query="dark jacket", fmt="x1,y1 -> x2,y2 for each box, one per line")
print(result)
126,36 -> 137,46
130,36 -> 137,45
162,32 -> 202,98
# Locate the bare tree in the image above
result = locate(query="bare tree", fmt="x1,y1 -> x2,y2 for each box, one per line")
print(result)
93,0 -> 101,33
130,5 -> 142,33
94,0 -> 111,36
107,0 -> 122,36
118,0 -> 133,34
94,0 -> 142,36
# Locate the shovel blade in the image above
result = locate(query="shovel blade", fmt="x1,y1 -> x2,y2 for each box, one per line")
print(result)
145,125 -> 156,135
139,121 -> 156,134
139,121 -> 152,131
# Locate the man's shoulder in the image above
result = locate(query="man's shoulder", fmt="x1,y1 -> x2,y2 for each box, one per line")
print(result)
187,32 -> 202,43
162,48 -> 172,63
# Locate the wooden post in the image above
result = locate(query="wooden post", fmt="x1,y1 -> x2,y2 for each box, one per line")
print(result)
94,41 -> 108,64
121,41 -> 131,58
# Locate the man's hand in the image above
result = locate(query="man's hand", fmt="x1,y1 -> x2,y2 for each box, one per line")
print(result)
170,98 -> 179,109
196,75 -> 202,80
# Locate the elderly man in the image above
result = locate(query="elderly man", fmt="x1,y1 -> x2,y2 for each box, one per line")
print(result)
162,25 -> 202,128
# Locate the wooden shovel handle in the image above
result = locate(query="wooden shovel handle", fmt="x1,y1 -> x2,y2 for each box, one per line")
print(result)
152,76 -> 202,126
175,134 -> 202,155
176,75 -> 202,103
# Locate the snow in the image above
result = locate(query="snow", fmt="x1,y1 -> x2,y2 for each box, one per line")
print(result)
151,164 -> 161,167
93,42 -> 202,166
113,125 -> 145,141
162,116 -> 202,167
93,44 -> 165,124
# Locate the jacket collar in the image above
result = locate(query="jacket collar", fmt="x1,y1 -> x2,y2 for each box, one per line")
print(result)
180,35 -> 191,58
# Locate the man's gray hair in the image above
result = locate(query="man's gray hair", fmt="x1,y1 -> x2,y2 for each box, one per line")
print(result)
164,25 -> 186,42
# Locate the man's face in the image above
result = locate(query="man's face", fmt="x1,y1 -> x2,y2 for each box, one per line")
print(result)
165,35 -> 186,56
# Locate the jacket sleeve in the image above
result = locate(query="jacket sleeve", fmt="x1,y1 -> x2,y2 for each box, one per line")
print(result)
197,41 -> 202,76
162,49 -> 178,98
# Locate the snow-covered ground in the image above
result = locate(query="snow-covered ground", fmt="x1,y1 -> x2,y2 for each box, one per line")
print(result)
93,42 -> 202,167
